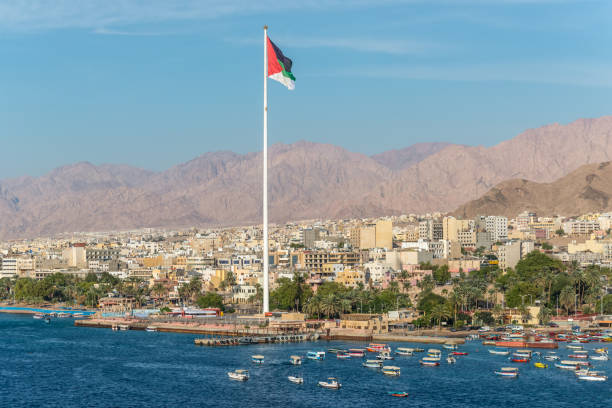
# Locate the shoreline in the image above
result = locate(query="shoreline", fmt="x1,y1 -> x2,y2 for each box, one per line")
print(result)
0,303 -> 95,316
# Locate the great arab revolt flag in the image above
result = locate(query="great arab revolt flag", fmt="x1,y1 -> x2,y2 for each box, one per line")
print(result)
267,36 -> 295,90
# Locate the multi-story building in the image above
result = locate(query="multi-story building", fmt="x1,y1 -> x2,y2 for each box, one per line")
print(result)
0,258 -> 17,278
485,216 -> 508,241
563,220 -> 600,235
497,241 -> 521,271
375,220 -> 393,250
304,251 -> 360,272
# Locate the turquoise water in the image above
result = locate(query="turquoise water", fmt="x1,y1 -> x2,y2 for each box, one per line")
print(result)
0,306 -> 95,315
0,313 -> 610,407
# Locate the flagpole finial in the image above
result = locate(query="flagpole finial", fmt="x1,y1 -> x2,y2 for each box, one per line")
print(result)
263,25 -> 268,30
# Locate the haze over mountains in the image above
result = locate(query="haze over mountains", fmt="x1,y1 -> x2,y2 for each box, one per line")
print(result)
1,116 -> 612,239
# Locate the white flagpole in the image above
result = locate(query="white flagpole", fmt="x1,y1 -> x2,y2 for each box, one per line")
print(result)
262,25 -> 270,314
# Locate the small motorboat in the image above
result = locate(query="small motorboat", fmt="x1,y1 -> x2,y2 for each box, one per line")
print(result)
388,391 -> 409,398
381,366 -> 401,376
307,351 -> 325,361
568,354 -> 588,359
427,349 -> 442,357
288,376 -> 304,384
228,369 -> 249,381
367,343 -> 390,353
544,354 -> 560,361
447,356 -> 456,364
561,360 -> 590,367
489,349 -> 510,356
576,371 -> 607,382
337,352 -> 351,360
495,367 -> 519,378
376,351 -> 394,360
590,354 -> 609,361
412,348 -> 425,353
327,349 -> 344,354
348,349 -> 366,357
443,343 -> 458,350
395,347 -> 413,356
363,360 -> 383,368
290,355 -> 302,365
510,358 -> 529,363
33,314 -> 45,320
145,326 -> 157,332
318,377 -> 341,389
420,360 -> 440,367
567,344 -> 583,350
534,362 -> 548,368
252,355 -> 264,364
555,363 -> 579,370
452,352 -> 468,356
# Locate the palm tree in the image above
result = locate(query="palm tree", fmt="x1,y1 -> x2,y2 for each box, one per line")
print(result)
151,283 -> 166,306
320,294 -> 339,319
430,303 -> 452,330
304,296 -> 321,319
559,287 -> 575,315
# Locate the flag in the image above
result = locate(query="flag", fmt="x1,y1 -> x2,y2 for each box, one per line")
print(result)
267,37 -> 295,90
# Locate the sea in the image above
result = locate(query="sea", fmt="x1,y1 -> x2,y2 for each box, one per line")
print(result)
0,313 -> 610,408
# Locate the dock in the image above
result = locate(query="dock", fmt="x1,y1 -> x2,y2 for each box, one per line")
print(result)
194,333 -> 315,346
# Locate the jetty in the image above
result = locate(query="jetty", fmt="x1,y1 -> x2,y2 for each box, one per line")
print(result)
194,333 -> 315,346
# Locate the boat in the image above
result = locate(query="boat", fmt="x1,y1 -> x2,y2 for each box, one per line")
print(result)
252,355 -> 264,364
318,377 -> 341,389
388,391 -> 409,398
367,343 -> 390,353
590,354 -> 609,361
567,344 -> 583,350
44,317 -> 51,324
534,362 -> 548,368
376,350 -> 394,360
395,347 -> 413,356
427,348 -> 442,357
290,355 -> 302,365
227,369 -> 249,381
421,356 -> 441,362
510,357 -> 529,363
452,351 -> 468,356
348,349 -> 366,357
594,347 -> 608,354
413,348 -> 425,352
561,360 -> 590,366
489,349 -> 510,356
495,367 -> 519,378
145,326 -> 157,332
118,324 -> 129,331
420,360 -> 440,366
576,371 -> 607,382
33,314 -> 45,319
447,356 -> 456,364
288,376 -> 304,384
307,351 -> 325,361
555,363 -> 579,370
443,343 -> 458,350
568,354 -> 588,359
327,348 -> 345,354
56,312 -> 70,318
482,341 -> 497,346
363,359 -> 383,368
381,366 -> 401,376
337,352 -> 351,359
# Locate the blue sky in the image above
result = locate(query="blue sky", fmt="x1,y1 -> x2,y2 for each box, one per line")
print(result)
0,0 -> 611,178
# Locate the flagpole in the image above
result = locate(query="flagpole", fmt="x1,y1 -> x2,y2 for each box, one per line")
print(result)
262,25 -> 270,314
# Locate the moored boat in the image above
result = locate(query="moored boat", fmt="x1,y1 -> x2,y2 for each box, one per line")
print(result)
388,391 -> 408,398
363,359 -> 383,368
307,351 -> 325,361
145,326 -> 157,332
534,362 -> 548,368
395,347 -> 413,356
555,363 -> 579,370
228,369 -> 249,381
381,366 -> 401,376
576,370 -> 607,381
290,355 -> 302,365
337,352 -> 351,359
452,351 -> 468,356
443,343 -> 458,350
252,355 -> 264,364
590,354 -> 609,361
376,350 -> 394,360
33,314 -> 45,320
420,360 -> 440,366
561,360 -> 590,366
367,343 -> 390,353
495,367 -> 519,378
288,376 -> 304,384
447,356 -> 456,364
348,349 -> 366,357
318,377 -> 341,389
489,349 -> 510,356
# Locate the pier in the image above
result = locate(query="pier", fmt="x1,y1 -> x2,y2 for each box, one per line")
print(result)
194,333 -> 316,346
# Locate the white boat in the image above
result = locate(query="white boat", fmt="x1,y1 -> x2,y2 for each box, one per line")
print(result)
422,356 -> 441,362
544,355 -> 560,361
576,371 -> 607,382
420,360 -> 440,367
318,377 -> 341,389
118,324 -> 129,331
363,359 -> 383,368
376,350 -> 394,360
489,349 -> 510,356
290,355 -> 302,365
443,343 -> 458,350
447,356 -> 456,364
288,376 -> 304,384
561,360 -> 590,367
307,351 -> 325,361
33,314 -> 45,320
395,347 -> 413,356
228,369 -> 249,381
381,366 -> 401,376
348,349 -> 366,357
567,344 -> 583,350
495,367 -> 519,378
145,326 -> 157,332
590,354 -> 609,361
555,363 -> 579,370
427,348 -> 442,357
252,355 -> 264,364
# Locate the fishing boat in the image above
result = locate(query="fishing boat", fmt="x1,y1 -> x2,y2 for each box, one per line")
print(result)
337,352 -> 351,360
555,363 -> 579,370
118,324 -> 129,331
288,376 -> 304,384
382,366 -> 401,376
395,347 -> 413,356
376,350 -> 394,360
422,356 -> 441,362
145,326 -> 157,332
568,354 -> 588,359
420,360 -> 440,366
534,362 -> 548,368
252,355 -> 264,364
413,348 -> 425,352
348,349 -> 366,357
367,343 -> 390,353
447,356 -> 456,364
514,350 -> 532,357
427,348 -> 442,357
443,343 -> 458,350
307,351 -> 325,361
363,359 -> 383,368
561,360 -> 590,366
594,347 -> 608,354
227,369 -> 249,381
452,351 -> 468,356
489,349 -> 510,356
318,377 -> 341,389
495,367 -> 519,378
388,391 -> 409,398
482,340 -> 497,346
290,355 -> 302,365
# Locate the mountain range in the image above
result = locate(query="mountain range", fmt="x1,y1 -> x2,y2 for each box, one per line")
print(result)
2,115 -> 612,239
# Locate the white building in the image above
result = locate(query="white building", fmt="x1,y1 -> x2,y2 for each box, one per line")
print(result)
485,216 -> 508,241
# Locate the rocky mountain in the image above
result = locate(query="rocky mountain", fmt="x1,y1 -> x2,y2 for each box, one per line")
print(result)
1,116 -> 612,239
453,161 -> 612,218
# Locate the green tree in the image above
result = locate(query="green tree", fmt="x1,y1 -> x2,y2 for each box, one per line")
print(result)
196,292 -> 225,310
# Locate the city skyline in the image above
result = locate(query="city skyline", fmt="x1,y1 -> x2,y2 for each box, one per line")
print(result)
1,0 -> 611,177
